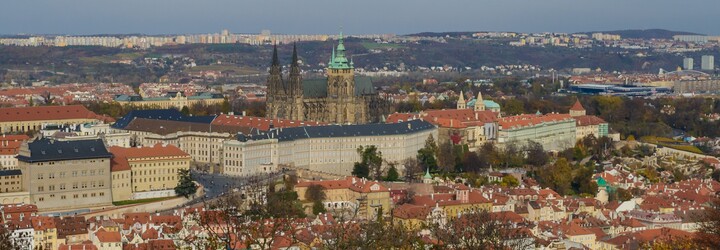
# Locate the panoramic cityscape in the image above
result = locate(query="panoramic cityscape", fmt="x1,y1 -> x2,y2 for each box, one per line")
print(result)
1,1 -> 720,250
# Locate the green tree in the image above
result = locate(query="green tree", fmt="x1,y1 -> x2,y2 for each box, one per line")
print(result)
525,141 -> 549,167
417,134 -> 438,171
539,158 -> 572,195
437,142 -> 456,172
180,105 -> 190,115
174,169 -> 197,198
572,166 -> 598,196
353,146 -> 383,180
617,188 -> 633,201
385,165 -> 399,181
500,175 -> 519,187
305,184 -> 327,215
221,98 -> 231,113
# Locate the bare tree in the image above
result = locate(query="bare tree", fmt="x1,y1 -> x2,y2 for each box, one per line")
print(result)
182,175 -> 305,250
403,157 -> 422,182
695,198 -> 720,248
426,207 -> 535,250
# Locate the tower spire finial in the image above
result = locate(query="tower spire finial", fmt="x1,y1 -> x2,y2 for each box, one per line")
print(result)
271,44 -> 279,66
292,42 -> 298,66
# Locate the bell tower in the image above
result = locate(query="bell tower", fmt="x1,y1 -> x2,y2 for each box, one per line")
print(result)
326,32 -> 355,99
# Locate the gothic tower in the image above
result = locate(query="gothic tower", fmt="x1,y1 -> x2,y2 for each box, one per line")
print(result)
266,44 -> 287,119
289,43 -> 304,120
326,32 -> 356,123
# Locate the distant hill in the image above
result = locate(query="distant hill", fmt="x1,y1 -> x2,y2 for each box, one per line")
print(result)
581,29 -> 702,39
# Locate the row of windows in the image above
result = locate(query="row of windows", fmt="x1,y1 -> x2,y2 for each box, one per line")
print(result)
36,159 -> 106,166
37,169 -> 105,179
37,192 -> 105,201
37,181 -> 105,192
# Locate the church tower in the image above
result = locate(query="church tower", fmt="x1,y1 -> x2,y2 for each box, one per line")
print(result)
268,44 -> 285,96
570,99 -> 586,117
474,90 -> 485,111
266,45 -> 285,119
326,32 -> 356,123
326,32 -> 355,99
457,91 -> 466,109
289,43 -> 304,120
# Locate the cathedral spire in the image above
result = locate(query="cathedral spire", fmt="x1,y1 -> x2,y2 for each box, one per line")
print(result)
291,43 -> 299,67
271,44 -> 279,67
328,30 -> 352,69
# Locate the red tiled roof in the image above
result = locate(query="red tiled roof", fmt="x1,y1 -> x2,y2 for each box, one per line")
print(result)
498,113 -> 573,130
392,204 -> 432,220
109,144 -> 190,172
574,115 -> 607,126
0,105 -> 113,123
570,100 -> 585,111
296,177 -> 389,193
58,243 -> 98,250
96,229 -> 122,243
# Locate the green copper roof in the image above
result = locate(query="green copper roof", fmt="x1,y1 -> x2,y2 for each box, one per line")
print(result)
596,177 -> 607,187
424,167 -> 432,179
328,31 -> 353,69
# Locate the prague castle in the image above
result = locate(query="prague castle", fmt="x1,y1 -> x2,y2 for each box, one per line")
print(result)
265,33 -> 387,124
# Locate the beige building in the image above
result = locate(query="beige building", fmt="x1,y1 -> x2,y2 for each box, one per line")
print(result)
0,169 -> 23,194
0,105 -> 112,134
223,120 -> 438,176
570,100 -> 609,140
121,118 -> 246,164
114,92 -> 225,109
295,177 -> 391,220
1,134 -> 30,170
497,113 -> 577,151
109,144 -> 191,201
18,138 -> 113,212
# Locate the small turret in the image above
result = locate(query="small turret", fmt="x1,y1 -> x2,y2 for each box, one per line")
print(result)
457,91 -> 466,109
473,90 -> 485,111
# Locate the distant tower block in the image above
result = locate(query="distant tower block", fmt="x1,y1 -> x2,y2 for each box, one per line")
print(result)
683,57 -> 694,70
702,55 -> 715,70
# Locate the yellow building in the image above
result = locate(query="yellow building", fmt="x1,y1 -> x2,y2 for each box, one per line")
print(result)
409,186 -> 492,219
18,138 -> 114,212
0,169 -> 23,193
109,144 -> 191,201
295,177 -> 391,220
0,105 -> 112,134
114,92 -> 224,109
32,216 -> 59,250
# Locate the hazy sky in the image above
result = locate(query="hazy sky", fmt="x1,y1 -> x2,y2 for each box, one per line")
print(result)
2,0 -> 718,35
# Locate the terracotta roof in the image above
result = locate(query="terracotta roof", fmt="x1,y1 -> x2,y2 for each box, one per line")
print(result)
0,105 -> 112,123
570,100 -> 585,111
58,243 -> 98,250
109,144 -> 189,165
386,109 -> 498,129
55,216 -> 88,239
573,115 -> 607,126
31,216 -> 56,231
498,113 -> 573,130
95,229 -> 122,243
296,177 -> 389,193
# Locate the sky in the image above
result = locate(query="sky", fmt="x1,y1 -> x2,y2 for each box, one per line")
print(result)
1,0 -> 719,36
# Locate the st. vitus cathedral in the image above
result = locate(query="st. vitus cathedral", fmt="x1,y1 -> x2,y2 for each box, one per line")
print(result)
265,33 -> 387,124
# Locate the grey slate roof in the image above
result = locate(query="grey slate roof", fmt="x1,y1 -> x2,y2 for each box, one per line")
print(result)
0,169 -> 21,176
302,76 -> 375,98
17,138 -> 112,163
112,109 -> 215,129
237,120 -> 435,142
